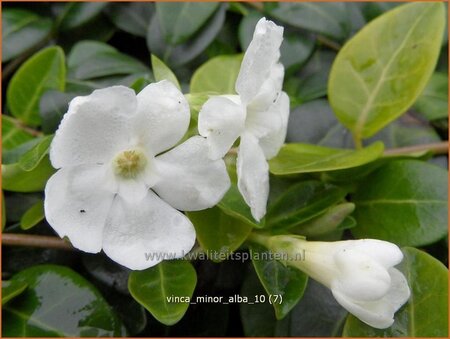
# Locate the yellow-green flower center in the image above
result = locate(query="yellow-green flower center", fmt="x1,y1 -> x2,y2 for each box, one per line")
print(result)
113,149 -> 147,179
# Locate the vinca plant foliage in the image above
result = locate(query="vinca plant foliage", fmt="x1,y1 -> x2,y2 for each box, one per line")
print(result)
2,2 -> 448,337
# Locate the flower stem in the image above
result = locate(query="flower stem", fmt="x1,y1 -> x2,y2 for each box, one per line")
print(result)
247,232 -> 271,248
2,233 -> 74,251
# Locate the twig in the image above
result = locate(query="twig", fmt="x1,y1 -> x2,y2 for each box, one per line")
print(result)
6,116 -> 43,137
2,233 -> 74,251
384,141 -> 448,156
317,35 -> 342,51
247,2 -> 264,11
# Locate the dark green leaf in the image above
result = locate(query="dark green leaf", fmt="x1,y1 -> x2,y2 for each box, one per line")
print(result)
343,247 -> 448,337
266,180 -> 347,229
250,243 -> 308,319
2,280 -> 28,305
39,90 -> 75,134
7,46 -> 66,126
413,72 -> 448,121
328,2 -> 446,139
3,265 -> 126,336
59,3 -> 108,31
2,8 -> 52,62
20,199 -> 44,230
2,115 -> 35,150
147,4 -> 226,67
18,135 -> 53,171
105,3 -> 153,37
156,2 -> 219,44
269,142 -> 384,175
68,40 -> 149,80
266,3 -> 349,40
352,160 -> 448,246
129,260 -> 197,326
190,54 -> 243,94
2,155 -> 55,192
187,207 -> 252,262
151,54 -> 181,89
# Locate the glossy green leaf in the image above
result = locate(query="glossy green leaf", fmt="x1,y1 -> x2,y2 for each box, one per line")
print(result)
2,8 -> 52,62
7,46 -> 65,126
266,180 -> 347,229
129,260 -> 197,326
190,54 -> 243,94
2,280 -> 28,305
151,54 -> 180,90
328,2 -> 445,140
18,135 -> 53,171
20,199 -> 44,230
59,3 -> 108,31
156,2 -> 219,44
269,142 -> 384,175
68,40 -> 148,80
3,265 -> 126,336
187,207 -> 252,262
147,4 -> 226,67
39,90 -> 75,134
266,3 -> 349,40
293,202 -> 355,238
2,155 -> 55,192
105,3 -> 153,37
2,115 -> 34,150
343,247 -> 448,337
414,72 -> 448,121
352,160 -> 448,246
250,243 -> 308,319
218,183 -> 263,229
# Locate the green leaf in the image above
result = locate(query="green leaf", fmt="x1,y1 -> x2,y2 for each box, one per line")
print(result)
2,155 -> 55,192
218,183 -> 263,228
292,202 -> 355,238
7,46 -> 66,126
2,115 -> 34,150
413,72 -> 448,121
343,247 -> 448,337
2,191 -> 6,231
328,2 -> 446,140
156,2 -> 219,44
3,265 -> 126,336
20,199 -> 44,230
129,260 -> 197,326
2,280 -> 28,305
190,54 -> 243,94
269,142 -> 384,175
18,135 -> 53,171
59,3 -> 108,31
39,90 -> 75,134
68,40 -> 149,80
266,180 -> 347,229
147,4 -> 226,68
352,160 -> 448,246
250,243 -> 308,319
266,3 -> 349,40
105,3 -> 154,37
187,207 -> 252,261
151,54 -> 181,90
2,8 -> 52,62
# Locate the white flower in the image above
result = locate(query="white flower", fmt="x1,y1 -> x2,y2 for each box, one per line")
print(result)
198,18 -> 289,221
257,235 -> 411,329
44,81 -> 230,270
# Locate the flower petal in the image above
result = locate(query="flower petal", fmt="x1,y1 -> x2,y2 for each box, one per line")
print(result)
50,86 -> 136,168
102,191 -> 196,270
247,62 -> 284,112
44,165 -> 114,253
247,92 -> 290,159
236,18 -> 284,104
133,80 -> 190,155
198,95 -> 246,159
331,268 -> 410,329
348,239 -> 404,268
237,133 -> 269,221
153,136 -> 230,211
